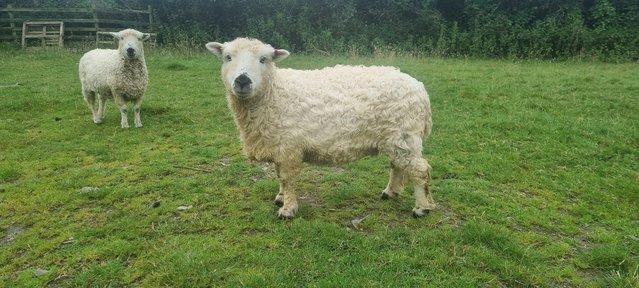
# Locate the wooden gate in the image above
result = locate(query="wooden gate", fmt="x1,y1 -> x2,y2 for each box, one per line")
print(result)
0,4 -> 154,46
21,21 -> 64,48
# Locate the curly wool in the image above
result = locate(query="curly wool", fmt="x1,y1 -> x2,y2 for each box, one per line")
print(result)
79,50 -> 148,101
78,29 -> 149,128
212,38 -> 435,218
228,64 -> 432,166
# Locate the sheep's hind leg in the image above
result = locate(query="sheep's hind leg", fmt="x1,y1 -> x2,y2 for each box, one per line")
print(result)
95,93 -> 108,124
381,163 -> 404,199
82,89 -> 99,124
133,97 -> 143,128
113,94 -> 129,128
273,164 -> 285,207
275,162 -> 300,219
274,187 -> 285,207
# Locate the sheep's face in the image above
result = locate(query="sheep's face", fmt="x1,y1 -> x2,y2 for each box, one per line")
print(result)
110,29 -> 150,60
206,38 -> 289,100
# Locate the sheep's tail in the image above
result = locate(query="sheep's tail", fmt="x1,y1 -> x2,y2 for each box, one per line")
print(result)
421,84 -> 433,138
423,112 -> 433,138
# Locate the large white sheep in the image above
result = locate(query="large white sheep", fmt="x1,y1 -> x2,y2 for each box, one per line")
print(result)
206,38 -> 435,219
79,29 -> 150,128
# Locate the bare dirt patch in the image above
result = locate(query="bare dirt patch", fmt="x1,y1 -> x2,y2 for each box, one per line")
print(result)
1,224 -> 24,245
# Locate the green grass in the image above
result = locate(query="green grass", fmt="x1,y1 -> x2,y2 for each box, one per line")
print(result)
0,48 -> 638,287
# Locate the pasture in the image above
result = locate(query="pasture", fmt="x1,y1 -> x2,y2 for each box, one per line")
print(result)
0,49 -> 637,287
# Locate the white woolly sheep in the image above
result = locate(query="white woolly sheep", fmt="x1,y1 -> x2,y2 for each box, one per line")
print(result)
79,29 -> 150,128
206,38 -> 435,219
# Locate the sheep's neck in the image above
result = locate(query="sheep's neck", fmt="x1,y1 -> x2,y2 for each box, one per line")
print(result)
229,71 -> 277,127
115,57 -> 148,97
229,87 -> 272,136
119,57 -> 147,75
228,71 -> 279,161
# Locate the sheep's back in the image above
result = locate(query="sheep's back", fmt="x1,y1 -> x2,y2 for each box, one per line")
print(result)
271,65 -> 431,159
79,49 -> 119,91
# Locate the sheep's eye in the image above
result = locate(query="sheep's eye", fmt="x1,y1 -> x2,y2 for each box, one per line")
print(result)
225,55 -> 232,61
259,56 -> 267,64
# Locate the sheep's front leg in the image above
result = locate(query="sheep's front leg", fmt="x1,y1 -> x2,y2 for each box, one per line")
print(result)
399,156 -> 436,217
381,163 -> 404,199
275,162 -> 300,219
113,94 -> 129,128
82,89 -> 99,123
386,135 -> 436,218
411,162 -> 436,217
133,97 -> 143,128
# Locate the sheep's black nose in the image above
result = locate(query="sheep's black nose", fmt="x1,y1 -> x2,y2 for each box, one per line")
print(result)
234,73 -> 252,89
126,48 -> 135,57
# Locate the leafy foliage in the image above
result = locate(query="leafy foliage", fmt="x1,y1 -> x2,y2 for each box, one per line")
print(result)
7,0 -> 638,59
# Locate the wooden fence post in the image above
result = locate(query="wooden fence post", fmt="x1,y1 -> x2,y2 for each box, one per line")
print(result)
91,1 -> 99,46
21,22 -> 26,48
7,4 -> 17,42
148,5 -> 153,33
41,24 -> 46,46
59,22 -> 64,47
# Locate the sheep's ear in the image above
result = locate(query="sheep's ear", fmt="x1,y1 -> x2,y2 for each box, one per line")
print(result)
141,33 -> 151,41
205,42 -> 224,57
109,32 -> 121,40
273,49 -> 290,62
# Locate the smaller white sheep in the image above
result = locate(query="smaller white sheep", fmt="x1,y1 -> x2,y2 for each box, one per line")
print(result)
79,29 -> 150,128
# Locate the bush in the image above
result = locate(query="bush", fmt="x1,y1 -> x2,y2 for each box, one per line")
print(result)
6,0 -> 638,60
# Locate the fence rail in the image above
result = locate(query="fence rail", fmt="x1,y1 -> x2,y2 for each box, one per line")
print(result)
0,4 -> 154,46
0,7 -> 150,14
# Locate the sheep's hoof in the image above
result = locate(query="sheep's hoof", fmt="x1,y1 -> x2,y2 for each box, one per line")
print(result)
121,124 -> 130,129
380,189 -> 397,200
135,123 -> 143,128
93,118 -> 103,124
274,194 -> 284,207
277,206 -> 297,219
412,207 -> 433,218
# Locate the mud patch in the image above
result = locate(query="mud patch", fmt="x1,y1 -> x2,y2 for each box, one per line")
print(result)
259,163 -> 276,178
384,203 -> 461,229
331,167 -> 346,174
349,213 -> 369,230
220,156 -> 232,167
436,207 -> 461,228
299,192 -> 324,208
1,224 -> 24,245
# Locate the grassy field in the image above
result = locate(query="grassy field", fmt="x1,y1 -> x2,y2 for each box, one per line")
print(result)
0,48 -> 638,287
